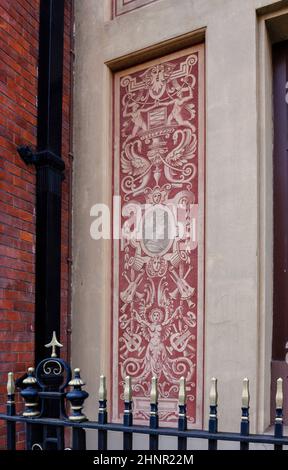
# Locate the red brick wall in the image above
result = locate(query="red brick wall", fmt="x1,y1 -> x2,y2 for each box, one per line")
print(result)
0,0 -> 72,449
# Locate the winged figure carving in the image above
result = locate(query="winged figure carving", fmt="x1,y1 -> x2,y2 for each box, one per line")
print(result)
121,140 -> 151,176
166,129 -> 197,168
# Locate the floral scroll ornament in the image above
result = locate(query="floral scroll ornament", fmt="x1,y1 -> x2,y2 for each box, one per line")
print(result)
117,53 -> 200,422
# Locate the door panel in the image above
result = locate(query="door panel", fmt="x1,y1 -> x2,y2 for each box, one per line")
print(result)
271,40 -> 288,423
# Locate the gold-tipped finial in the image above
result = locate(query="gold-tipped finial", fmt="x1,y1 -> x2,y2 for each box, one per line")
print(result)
45,331 -> 63,358
242,378 -> 250,408
68,368 -> 85,387
150,376 -> 158,404
178,377 -> 186,406
276,378 -> 283,409
23,367 -> 37,385
99,375 -> 107,401
124,376 -> 132,402
209,377 -> 218,407
7,372 -> 15,396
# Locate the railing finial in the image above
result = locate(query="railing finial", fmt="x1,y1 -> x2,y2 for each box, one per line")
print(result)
67,368 -> 89,422
178,376 -> 186,406
7,372 -> 15,396
45,331 -> 63,358
98,374 -> 108,449
124,376 -> 132,403
209,377 -> 218,407
274,377 -> 284,446
150,376 -> 158,405
242,378 -> 250,408
99,375 -> 107,402
276,378 -> 283,409
149,376 -> 159,450
21,367 -> 40,417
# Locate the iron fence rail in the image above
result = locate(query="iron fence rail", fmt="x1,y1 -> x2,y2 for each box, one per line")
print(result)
1,414 -> 288,445
0,333 -> 286,451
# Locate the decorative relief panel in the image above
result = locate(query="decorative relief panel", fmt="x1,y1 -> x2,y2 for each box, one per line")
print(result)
112,45 -> 205,426
113,0 -> 158,17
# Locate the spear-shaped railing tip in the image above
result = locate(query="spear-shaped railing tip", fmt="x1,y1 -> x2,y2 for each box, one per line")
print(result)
124,376 -> 132,403
150,376 -> 158,404
242,378 -> 250,408
178,376 -> 186,406
209,377 -> 218,407
45,331 -> 63,358
7,372 -> 15,396
99,375 -> 107,401
276,378 -> 283,409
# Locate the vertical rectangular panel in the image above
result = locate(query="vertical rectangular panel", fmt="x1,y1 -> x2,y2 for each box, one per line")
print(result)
113,44 -> 205,426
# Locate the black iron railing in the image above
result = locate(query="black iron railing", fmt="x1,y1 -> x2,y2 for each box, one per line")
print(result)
0,332 -> 287,451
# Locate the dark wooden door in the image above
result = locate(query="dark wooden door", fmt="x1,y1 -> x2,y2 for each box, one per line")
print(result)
272,40 -> 288,423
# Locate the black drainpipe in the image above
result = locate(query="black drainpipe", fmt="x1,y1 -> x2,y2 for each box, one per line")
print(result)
18,0 -> 65,363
